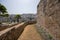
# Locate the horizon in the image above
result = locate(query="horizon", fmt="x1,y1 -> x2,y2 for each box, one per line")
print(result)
0,0 -> 40,14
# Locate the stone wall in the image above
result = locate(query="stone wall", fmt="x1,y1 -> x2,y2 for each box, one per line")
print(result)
37,0 -> 60,40
0,22 -> 28,40
0,23 -> 18,31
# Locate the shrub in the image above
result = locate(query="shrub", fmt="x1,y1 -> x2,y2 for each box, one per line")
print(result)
48,34 -> 53,40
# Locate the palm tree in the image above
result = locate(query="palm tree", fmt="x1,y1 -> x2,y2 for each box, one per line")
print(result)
15,14 -> 21,22
0,4 -> 7,14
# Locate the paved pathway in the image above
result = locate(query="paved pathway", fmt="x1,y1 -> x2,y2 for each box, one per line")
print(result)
18,24 -> 44,40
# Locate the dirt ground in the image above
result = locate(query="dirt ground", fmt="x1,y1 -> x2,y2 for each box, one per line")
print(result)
18,24 -> 44,40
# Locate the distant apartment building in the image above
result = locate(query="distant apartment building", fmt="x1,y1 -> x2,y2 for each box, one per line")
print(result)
0,16 -> 7,22
21,14 -> 37,22
0,14 -> 36,22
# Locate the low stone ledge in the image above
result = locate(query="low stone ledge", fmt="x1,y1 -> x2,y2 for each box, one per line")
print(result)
0,22 -> 28,40
0,23 -> 18,31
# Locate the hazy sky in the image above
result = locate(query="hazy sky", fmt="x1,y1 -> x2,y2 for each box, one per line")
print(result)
0,0 -> 40,14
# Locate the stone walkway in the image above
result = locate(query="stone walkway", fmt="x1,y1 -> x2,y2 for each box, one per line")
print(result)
18,24 -> 44,40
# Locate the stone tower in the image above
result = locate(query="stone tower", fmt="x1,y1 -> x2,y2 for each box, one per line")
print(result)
37,0 -> 60,40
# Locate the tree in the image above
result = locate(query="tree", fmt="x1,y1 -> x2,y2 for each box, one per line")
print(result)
0,4 -> 7,14
15,14 -> 21,22
0,14 -> 9,22
0,3 -> 8,19
4,14 -> 9,17
4,14 -> 9,22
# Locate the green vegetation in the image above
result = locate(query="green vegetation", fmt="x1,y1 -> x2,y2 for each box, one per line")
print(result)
0,3 -> 9,24
0,3 -> 7,14
15,14 -> 21,22
4,14 -> 9,22
0,3 -> 9,17
48,34 -> 53,40
4,14 -> 9,17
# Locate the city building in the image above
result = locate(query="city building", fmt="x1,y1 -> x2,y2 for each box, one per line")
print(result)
0,14 -> 36,23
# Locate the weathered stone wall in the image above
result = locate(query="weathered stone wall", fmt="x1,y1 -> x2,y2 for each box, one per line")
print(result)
37,0 -> 60,40
0,23 -> 18,31
0,22 -> 28,40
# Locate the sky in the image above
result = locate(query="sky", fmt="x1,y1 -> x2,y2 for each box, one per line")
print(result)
0,0 -> 40,14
